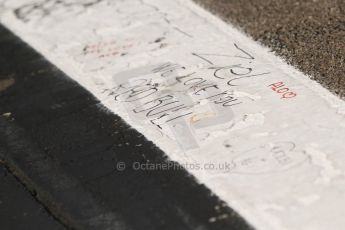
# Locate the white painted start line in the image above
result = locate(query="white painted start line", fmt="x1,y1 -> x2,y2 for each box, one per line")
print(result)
1,0 -> 345,229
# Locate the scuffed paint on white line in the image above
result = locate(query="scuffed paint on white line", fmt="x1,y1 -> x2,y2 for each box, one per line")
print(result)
1,0 -> 345,229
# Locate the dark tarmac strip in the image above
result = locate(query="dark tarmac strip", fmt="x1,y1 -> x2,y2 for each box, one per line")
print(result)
194,0 -> 345,97
0,163 -> 65,230
0,25 -> 253,230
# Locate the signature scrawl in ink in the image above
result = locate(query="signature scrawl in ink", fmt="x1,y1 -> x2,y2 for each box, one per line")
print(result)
13,0 -> 106,22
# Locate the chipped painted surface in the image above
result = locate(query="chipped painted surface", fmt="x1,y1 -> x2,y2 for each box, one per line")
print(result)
1,0 -> 345,229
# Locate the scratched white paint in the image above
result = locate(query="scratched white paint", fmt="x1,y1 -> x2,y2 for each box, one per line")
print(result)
1,0 -> 345,229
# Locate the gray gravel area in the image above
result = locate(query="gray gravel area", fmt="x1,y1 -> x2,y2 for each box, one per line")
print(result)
194,0 -> 345,97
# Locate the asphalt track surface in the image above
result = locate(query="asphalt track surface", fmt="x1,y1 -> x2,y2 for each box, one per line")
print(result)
0,25 -> 252,230
0,163 -> 65,230
1,1 -> 344,230
194,0 -> 345,97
